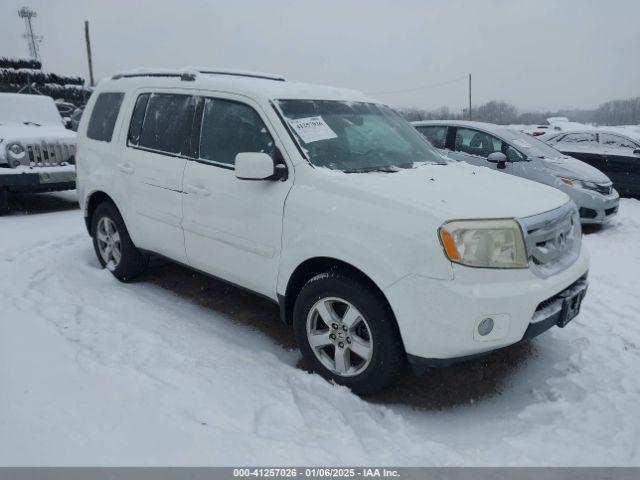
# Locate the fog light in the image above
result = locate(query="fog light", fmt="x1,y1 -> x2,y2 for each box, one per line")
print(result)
478,317 -> 494,336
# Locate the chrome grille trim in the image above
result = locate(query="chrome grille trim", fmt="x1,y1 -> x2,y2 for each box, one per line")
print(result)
19,141 -> 74,167
518,202 -> 581,278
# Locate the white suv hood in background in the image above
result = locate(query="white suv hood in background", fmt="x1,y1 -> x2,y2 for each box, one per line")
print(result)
318,161 -> 571,222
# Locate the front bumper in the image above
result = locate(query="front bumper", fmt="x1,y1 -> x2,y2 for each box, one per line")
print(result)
563,186 -> 619,224
384,247 -> 590,369
0,166 -> 76,193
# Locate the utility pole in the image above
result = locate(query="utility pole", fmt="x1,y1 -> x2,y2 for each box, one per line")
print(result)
18,6 -> 42,62
468,73 -> 472,121
84,21 -> 95,87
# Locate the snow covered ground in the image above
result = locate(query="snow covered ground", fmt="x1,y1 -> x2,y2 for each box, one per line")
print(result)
1,192 -> 639,466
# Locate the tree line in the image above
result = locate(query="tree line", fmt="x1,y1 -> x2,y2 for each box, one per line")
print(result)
398,97 -> 640,126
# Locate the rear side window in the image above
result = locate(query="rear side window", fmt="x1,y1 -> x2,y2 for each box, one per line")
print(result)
87,92 -> 124,142
199,98 -> 275,166
137,93 -> 197,156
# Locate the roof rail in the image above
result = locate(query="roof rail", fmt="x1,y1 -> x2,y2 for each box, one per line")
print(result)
112,68 -> 285,82
196,69 -> 285,82
112,71 -> 195,81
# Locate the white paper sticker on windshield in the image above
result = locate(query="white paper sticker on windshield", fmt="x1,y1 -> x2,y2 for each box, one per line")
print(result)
288,116 -> 337,144
512,139 -> 532,149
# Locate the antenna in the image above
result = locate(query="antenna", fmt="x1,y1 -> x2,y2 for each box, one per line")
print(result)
18,6 -> 43,62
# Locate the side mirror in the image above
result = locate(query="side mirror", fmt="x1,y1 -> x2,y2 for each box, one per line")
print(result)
487,151 -> 508,169
235,152 -> 276,180
633,148 -> 640,155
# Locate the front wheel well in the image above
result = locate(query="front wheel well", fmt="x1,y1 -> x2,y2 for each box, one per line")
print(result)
281,257 -> 398,331
85,191 -> 116,235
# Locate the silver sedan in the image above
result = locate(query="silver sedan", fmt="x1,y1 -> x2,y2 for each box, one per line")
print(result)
413,120 -> 619,225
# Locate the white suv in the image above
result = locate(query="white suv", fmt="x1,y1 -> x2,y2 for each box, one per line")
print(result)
77,68 -> 589,394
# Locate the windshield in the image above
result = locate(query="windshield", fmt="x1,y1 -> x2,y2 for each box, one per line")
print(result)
498,128 -> 565,159
276,100 -> 446,172
0,94 -> 63,126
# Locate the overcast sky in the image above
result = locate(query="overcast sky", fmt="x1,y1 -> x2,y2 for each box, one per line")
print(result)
2,0 -> 638,112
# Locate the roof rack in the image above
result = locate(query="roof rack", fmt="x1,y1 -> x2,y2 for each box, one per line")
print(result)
112,72 -> 196,81
112,68 -> 285,82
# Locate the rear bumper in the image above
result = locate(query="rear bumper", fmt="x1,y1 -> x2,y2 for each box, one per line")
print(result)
0,166 -> 76,193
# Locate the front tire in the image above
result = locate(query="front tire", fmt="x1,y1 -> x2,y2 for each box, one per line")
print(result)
91,202 -> 147,281
293,272 -> 405,395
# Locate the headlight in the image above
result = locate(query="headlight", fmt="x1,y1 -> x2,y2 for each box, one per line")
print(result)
438,219 -> 528,268
559,177 -> 608,193
7,143 -> 25,158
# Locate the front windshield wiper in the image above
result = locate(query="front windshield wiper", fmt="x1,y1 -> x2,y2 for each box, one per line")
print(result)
23,121 -> 41,126
344,166 -> 401,173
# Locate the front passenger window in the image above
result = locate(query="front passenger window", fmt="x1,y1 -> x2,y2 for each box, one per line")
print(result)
199,98 -> 275,166
454,128 -> 502,157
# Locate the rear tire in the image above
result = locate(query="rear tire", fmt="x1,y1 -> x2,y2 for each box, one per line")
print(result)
91,202 -> 148,281
293,271 -> 405,395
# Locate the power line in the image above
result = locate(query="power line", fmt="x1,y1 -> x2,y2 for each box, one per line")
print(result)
369,75 -> 468,95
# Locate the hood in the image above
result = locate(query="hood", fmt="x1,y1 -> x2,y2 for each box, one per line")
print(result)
316,161 -> 570,222
539,155 -> 611,184
0,123 -> 76,145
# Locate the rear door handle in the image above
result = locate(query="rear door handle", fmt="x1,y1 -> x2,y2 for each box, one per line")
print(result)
185,184 -> 211,196
117,163 -> 135,175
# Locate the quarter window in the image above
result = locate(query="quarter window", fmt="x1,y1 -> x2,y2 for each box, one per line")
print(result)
199,98 -> 275,166
416,125 -> 448,149
137,93 -> 197,156
87,92 -> 124,142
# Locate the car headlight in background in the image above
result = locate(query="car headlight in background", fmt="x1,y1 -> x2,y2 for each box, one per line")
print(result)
559,177 -> 611,194
438,219 -> 528,268
7,143 -> 25,167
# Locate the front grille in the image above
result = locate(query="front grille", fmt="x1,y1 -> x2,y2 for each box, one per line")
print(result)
25,142 -> 74,167
579,207 -> 597,219
518,202 -> 581,278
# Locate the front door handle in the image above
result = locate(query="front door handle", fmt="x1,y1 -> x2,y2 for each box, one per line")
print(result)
117,163 -> 135,175
185,184 -> 211,196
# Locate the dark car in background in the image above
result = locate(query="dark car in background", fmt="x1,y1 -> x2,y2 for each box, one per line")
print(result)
540,130 -> 640,196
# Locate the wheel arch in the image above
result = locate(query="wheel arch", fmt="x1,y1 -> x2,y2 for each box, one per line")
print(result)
280,257 -> 398,332
84,190 -> 117,235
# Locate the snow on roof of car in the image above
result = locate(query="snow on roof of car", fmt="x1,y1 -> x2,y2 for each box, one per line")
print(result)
101,67 -> 375,104
411,119 -> 514,135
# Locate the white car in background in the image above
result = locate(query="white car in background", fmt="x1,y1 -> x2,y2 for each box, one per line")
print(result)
0,93 -> 76,212
414,120 -> 620,224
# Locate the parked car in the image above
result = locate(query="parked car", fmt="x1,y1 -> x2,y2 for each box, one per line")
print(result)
0,93 -> 77,212
77,69 -> 589,394
413,120 -> 619,224
539,130 -> 640,196
69,106 -> 84,132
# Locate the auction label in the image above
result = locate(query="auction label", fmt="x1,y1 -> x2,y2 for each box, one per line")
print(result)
288,116 -> 338,143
